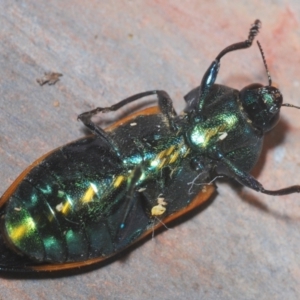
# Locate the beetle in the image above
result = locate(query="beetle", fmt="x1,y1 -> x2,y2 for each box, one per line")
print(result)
0,20 -> 300,272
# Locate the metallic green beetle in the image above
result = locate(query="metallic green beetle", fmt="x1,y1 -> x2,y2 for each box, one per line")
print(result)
0,20 -> 300,272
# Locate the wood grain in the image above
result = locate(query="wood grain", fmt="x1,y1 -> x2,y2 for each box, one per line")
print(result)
1,1 -> 300,299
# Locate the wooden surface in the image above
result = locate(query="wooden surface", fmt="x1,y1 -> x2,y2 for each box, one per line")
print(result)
1,1 -> 300,299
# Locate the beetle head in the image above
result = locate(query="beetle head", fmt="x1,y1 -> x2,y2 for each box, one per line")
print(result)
240,84 -> 282,132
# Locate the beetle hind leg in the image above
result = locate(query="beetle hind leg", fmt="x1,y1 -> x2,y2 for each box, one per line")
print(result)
78,90 -> 178,135
78,111 -> 122,157
216,150 -> 300,196
259,185 -> 300,196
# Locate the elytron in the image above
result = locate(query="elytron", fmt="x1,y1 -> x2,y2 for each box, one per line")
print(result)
1,20 -> 300,272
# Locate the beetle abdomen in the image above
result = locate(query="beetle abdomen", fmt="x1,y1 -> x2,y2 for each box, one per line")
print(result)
3,184 -> 121,263
1,136 -> 133,263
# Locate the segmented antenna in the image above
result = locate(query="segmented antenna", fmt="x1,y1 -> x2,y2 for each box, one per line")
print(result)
216,19 -> 261,61
282,103 -> 300,109
257,41 -> 272,86
256,40 -> 300,110
247,20 -> 261,46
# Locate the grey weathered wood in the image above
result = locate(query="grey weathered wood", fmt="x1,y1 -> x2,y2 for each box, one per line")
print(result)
1,1 -> 300,299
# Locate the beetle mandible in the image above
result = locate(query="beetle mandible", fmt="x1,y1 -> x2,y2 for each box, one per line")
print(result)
0,20 -> 300,272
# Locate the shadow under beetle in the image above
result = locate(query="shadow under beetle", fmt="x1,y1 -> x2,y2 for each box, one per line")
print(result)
1,20 -> 300,272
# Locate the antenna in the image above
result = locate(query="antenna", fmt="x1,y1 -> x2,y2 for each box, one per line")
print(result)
256,41 -> 300,110
257,41 -> 272,86
282,103 -> 300,109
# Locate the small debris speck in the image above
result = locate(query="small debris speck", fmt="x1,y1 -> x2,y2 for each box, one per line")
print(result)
37,72 -> 63,86
53,101 -> 60,107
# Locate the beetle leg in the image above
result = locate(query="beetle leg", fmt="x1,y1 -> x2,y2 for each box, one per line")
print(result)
156,90 -> 178,131
78,90 -> 177,137
78,91 -> 176,117
212,146 -> 300,196
78,111 -> 122,157
196,20 -> 261,114
118,166 -> 144,230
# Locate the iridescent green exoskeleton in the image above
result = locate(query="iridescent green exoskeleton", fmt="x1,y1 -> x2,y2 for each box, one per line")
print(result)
1,20 -> 300,272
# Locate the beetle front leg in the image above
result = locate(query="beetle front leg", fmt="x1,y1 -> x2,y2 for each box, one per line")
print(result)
196,20 -> 261,114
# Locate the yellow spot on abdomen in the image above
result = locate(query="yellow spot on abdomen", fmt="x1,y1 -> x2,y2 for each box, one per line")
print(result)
61,201 -> 71,214
113,175 -> 125,188
8,216 -> 36,242
81,185 -> 95,204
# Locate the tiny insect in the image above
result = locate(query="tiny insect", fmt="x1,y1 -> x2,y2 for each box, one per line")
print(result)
1,20 -> 300,272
